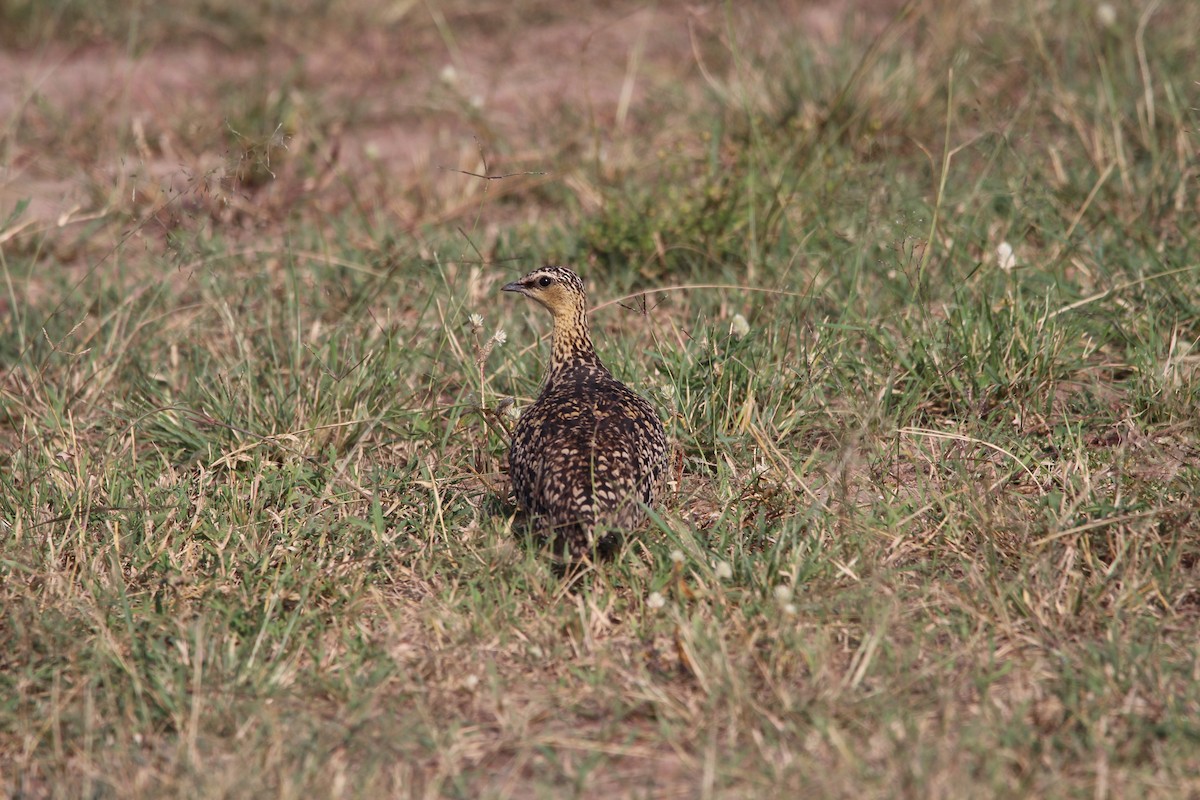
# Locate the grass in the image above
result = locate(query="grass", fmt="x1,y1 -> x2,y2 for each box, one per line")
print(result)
2,0 -> 1199,797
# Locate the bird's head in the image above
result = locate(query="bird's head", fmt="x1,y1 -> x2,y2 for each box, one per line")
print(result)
502,266 -> 587,319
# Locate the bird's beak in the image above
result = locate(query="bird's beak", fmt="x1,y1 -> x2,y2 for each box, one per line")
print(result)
502,281 -> 526,294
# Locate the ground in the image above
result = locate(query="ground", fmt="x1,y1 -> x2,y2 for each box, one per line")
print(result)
2,1 -> 906,248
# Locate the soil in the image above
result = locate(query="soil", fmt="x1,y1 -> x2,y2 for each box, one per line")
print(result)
0,0 -> 905,257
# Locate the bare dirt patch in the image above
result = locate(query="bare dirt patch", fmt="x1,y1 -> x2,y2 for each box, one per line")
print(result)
0,1 -> 904,262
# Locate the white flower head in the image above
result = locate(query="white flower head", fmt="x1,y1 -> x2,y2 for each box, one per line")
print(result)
1096,3 -> 1116,28
669,549 -> 685,564
782,602 -> 797,615
730,313 -> 750,339
996,241 -> 1016,271
647,591 -> 666,610
773,584 -> 793,603
490,329 -> 507,346
468,313 -> 484,332
714,561 -> 733,580
463,674 -> 479,690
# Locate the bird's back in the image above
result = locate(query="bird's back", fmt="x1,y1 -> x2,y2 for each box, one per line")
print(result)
510,366 -> 666,557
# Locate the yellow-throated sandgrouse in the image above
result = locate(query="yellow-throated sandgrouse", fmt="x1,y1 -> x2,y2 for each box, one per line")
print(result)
503,266 -> 667,559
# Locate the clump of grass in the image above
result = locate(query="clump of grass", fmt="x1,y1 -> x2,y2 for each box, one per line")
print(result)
580,146 -> 760,279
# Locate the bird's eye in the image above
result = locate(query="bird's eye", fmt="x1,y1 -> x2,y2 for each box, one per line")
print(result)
538,276 -> 553,287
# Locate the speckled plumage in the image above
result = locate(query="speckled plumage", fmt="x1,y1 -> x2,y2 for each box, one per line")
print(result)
503,266 -> 667,559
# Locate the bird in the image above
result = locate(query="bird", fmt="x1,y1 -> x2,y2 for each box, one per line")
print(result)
502,266 -> 667,560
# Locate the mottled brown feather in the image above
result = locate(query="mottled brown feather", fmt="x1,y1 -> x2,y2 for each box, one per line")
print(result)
503,266 -> 667,558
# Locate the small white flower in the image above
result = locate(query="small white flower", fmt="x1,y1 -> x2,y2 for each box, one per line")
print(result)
669,549 -> 685,564
773,584 -> 793,603
490,329 -> 507,346
463,674 -> 479,690
782,602 -> 797,615
714,561 -> 733,580
730,313 -> 750,339
996,241 -> 1016,271
468,313 -> 484,331
504,403 -> 521,421
439,64 -> 458,85
1096,3 -> 1116,28
647,591 -> 666,609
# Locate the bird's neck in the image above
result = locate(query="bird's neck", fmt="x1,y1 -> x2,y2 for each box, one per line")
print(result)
548,303 -> 607,378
